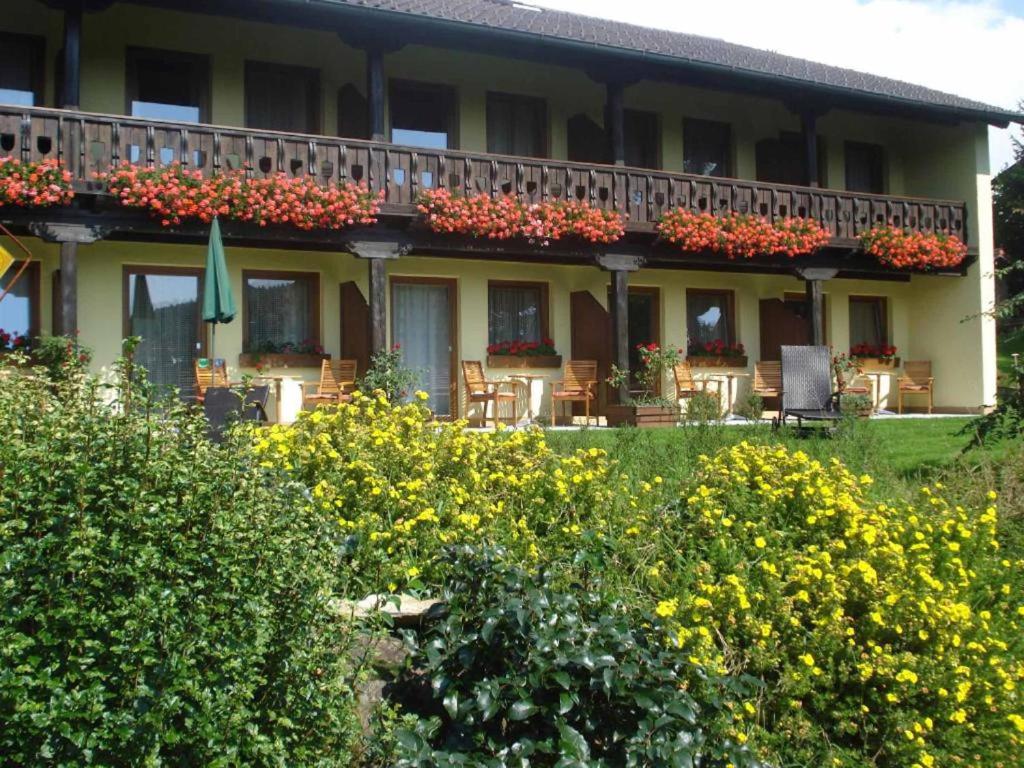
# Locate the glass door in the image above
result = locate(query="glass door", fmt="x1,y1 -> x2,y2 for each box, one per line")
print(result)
391,278 -> 456,417
124,267 -> 204,394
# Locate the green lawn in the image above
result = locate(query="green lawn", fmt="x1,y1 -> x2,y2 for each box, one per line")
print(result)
1000,328 -> 1024,378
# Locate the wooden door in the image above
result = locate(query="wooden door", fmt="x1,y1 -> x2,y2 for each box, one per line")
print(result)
570,290 -> 611,415
339,281 -> 370,377
759,298 -> 810,361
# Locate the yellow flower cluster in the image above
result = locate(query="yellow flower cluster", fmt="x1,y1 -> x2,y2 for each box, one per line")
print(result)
659,441 -> 1024,767
253,392 -> 627,590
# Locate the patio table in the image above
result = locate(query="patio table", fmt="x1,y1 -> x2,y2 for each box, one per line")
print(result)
862,370 -> 897,414
507,373 -> 545,425
699,372 -> 750,417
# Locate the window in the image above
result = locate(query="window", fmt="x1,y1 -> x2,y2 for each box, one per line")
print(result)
845,142 -> 885,194
487,91 -> 546,158
683,118 -> 732,177
245,60 -> 320,134
686,289 -> 735,348
567,113 -> 606,164
126,47 -> 210,123
0,32 -> 45,106
755,132 -> 827,186
243,270 -> 320,352
390,79 -> 457,150
849,296 -> 888,348
0,261 -> 41,344
123,267 -> 204,391
488,281 -> 548,344
338,83 -> 368,140
624,109 -> 659,169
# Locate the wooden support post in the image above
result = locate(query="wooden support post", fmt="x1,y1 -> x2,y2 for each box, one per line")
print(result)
29,222 -> 110,337
611,268 -> 629,399
805,278 -> 824,347
366,47 -> 386,143
62,2 -> 82,109
368,257 -> 386,355
606,80 -> 625,167
801,110 -> 819,188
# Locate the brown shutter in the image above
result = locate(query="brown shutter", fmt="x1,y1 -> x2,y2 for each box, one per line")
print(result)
340,281 -> 370,377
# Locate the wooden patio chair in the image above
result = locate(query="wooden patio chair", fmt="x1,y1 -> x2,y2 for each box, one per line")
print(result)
752,361 -> 783,400
194,358 -> 228,403
302,359 -> 357,409
461,360 -> 518,428
551,360 -> 598,427
672,361 -> 706,402
898,361 -> 934,414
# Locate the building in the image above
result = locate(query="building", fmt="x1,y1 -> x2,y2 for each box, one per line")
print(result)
0,0 -> 1020,418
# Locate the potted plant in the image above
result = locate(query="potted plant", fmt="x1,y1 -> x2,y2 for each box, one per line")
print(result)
238,338 -> 330,368
605,343 -> 681,428
840,392 -> 874,419
849,343 -> 900,370
486,338 -> 562,369
687,339 -> 748,368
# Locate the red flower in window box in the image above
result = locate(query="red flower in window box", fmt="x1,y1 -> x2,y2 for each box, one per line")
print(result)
656,209 -> 831,259
0,157 -> 74,209
859,226 -> 967,271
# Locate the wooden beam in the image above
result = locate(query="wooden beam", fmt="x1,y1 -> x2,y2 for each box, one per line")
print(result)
801,110 -> 818,188
606,80 -> 625,166
366,47 -> 386,143
805,278 -> 825,346
610,268 -> 629,400
62,2 -> 82,109
58,241 -> 77,335
367,257 -> 386,355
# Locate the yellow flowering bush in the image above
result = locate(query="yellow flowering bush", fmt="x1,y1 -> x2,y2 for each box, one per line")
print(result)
254,391 -> 634,592
656,441 -> 1024,767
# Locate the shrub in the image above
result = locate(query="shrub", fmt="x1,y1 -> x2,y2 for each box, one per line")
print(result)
735,392 -> 765,423
685,389 -> 722,424
652,441 -> 1024,767
359,345 -> 421,404
0,354 -> 364,765
391,547 -> 760,768
255,391 -> 642,595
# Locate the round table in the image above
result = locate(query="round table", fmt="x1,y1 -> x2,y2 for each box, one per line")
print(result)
861,370 -> 898,414
699,371 -> 750,417
506,373 -> 546,425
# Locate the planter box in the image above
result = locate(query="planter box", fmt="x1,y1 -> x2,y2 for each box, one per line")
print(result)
687,355 -> 748,368
606,403 -> 679,428
487,354 -> 562,369
238,352 -> 330,369
853,356 -> 900,370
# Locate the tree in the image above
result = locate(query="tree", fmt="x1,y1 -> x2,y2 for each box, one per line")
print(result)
992,117 -> 1024,321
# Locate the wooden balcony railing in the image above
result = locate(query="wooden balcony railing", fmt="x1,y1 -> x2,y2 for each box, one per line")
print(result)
0,106 -> 967,244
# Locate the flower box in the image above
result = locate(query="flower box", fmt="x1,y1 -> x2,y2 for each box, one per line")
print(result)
487,354 -> 562,369
238,352 -> 330,369
853,356 -> 900,371
687,355 -> 748,368
606,404 -> 679,428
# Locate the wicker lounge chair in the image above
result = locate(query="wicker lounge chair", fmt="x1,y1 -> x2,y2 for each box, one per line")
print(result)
204,385 -> 270,442
777,345 -> 842,429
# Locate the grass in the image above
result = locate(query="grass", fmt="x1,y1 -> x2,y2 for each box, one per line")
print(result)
1000,327 -> 1024,379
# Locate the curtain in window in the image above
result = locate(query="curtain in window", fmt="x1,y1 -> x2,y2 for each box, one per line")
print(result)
687,293 -> 732,346
127,272 -> 201,392
849,299 -> 886,347
393,283 -> 452,415
488,285 -> 541,344
245,278 -> 310,350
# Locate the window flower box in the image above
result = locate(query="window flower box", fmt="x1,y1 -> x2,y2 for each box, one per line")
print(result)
687,355 -> 748,368
487,354 -> 562,369
849,344 -> 899,370
239,352 -> 330,369
853,356 -> 900,371
606,404 -> 679,428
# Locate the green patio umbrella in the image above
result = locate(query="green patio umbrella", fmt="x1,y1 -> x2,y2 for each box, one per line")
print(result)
202,217 -> 236,361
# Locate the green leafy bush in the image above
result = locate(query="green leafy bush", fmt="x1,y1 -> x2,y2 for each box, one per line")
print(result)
735,392 -> 765,422
0,354 -> 364,765
391,547 -> 761,768
684,389 -> 722,424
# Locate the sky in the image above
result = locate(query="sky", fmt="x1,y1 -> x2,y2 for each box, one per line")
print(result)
529,0 -> 1023,174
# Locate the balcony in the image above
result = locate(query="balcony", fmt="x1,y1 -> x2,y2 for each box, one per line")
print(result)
0,105 -> 968,251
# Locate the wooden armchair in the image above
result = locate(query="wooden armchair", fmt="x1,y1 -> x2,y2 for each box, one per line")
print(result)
551,360 -> 598,427
752,361 -> 783,417
462,360 -> 519,428
194,358 -> 228,402
302,359 -> 358,409
673,361 -> 706,401
898,361 -> 934,414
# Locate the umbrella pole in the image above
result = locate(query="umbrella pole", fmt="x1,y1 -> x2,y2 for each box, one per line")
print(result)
210,323 -> 216,363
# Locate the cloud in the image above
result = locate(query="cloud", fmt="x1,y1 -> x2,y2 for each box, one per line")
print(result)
530,0 -> 1023,172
